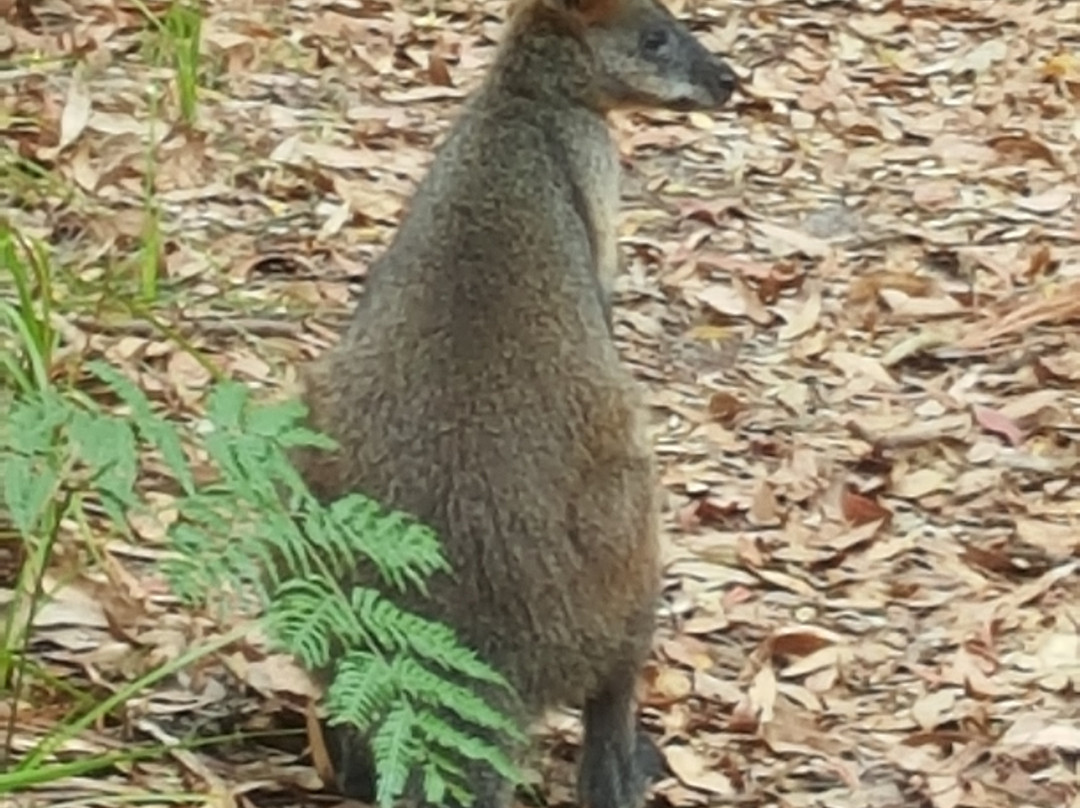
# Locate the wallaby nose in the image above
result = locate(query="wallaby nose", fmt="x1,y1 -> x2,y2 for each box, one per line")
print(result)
708,59 -> 738,105
688,48 -> 737,107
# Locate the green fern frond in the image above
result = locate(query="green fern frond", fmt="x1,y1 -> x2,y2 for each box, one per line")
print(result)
325,648 -> 521,801
2,361 -> 521,808
416,712 -> 520,781
86,360 -> 194,495
419,751 -> 467,804
295,495 -> 449,594
1,452 -> 57,536
348,588 -> 514,691
390,656 -> 521,738
356,507 -> 449,593
370,700 -> 423,805
325,652 -> 399,728
267,579 -> 384,668
1,388 -> 70,456
163,523 -> 219,604
68,409 -> 140,528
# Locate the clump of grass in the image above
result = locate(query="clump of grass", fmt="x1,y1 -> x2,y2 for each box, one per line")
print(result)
163,2 -> 203,125
135,0 -> 204,127
0,222 -> 58,394
128,1 -> 204,301
140,81 -> 165,303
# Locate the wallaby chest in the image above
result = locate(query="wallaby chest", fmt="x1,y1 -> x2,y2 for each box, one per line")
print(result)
558,112 -> 622,292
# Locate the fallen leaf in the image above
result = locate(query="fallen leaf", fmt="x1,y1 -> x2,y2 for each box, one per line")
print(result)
750,220 -> 833,258
841,488 -> 892,526
663,745 -> 735,796
911,688 -> 957,730
892,467 -> 952,499
1001,716 -> 1080,751
707,391 -> 743,423
1016,187 -> 1074,213
777,281 -> 822,340
58,75 -> 92,151
972,405 -> 1024,446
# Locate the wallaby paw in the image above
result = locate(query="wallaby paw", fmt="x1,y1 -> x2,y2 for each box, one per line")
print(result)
634,728 -> 668,785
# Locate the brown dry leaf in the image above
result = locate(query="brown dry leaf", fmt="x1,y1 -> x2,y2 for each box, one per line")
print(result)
878,288 -> 964,317
972,405 -> 1024,446
693,670 -> 741,704
912,180 -> 958,210
910,688 -> 958,731
840,488 -> 892,526
782,645 -> 842,680
776,280 -> 822,341
1001,716 -> 1080,751
1016,187 -> 1074,214
58,74 -> 92,151
810,518 -> 884,556
750,220 -> 832,258
653,667 -> 694,701
891,467 -> 952,499
663,745 -> 735,796
32,579 -> 109,630
165,350 -> 212,404
707,391 -> 743,424
989,133 -> 1059,166
827,351 -> 900,390
428,52 -> 453,87
659,635 -> 715,672
770,626 -> 842,659
998,389 -> 1065,424
1038,350 -> 1080,381
748,480 -> 780,527
382,85 -> 468,103
747,663 -> 778,724
752,568 -> 817,598
698,278 -> 771,325
848,270 -> 936,304
1014,520 -> 1079,557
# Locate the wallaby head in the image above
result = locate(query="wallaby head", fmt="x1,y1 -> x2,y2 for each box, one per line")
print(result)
506,0 -> 737,112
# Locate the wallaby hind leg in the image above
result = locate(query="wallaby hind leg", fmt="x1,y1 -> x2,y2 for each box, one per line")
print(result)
451,759 -> 516,808
325,723 -> 377,800
328,679 -> 525,808
634,727 -> 667,786
579,665 -> 654,808
329,727 -> 516,808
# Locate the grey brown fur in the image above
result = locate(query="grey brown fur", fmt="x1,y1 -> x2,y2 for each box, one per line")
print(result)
293,0 -> 735,805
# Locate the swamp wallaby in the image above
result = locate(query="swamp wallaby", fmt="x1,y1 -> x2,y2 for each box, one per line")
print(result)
294,0 -> 736,805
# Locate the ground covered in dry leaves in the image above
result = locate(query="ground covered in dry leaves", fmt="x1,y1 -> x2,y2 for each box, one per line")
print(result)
3,0 -> 1080,806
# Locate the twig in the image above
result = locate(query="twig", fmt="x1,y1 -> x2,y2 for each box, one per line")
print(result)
74,316 -> 306,340
845,413 -> 971,450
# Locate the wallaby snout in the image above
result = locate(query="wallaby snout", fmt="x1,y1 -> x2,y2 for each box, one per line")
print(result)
679,40 -> 737,109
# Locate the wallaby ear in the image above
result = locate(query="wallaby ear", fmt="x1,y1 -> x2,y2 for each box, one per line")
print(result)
508,0 -> 620,30
562,0 -> 620,24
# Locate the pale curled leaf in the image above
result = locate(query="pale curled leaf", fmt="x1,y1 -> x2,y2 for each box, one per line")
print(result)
58,75 -> 92,150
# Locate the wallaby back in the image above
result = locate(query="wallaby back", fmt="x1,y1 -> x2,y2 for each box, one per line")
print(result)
294,0 -> 736,805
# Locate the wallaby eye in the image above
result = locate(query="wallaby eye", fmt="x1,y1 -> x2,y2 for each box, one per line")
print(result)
640,28 -> 669,55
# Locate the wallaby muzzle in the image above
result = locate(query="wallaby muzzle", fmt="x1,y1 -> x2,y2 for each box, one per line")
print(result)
696,52 -> 737,107
678,28 -> 737,109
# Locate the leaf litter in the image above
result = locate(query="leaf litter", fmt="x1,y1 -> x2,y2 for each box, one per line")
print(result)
2,0 -> 1080,806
